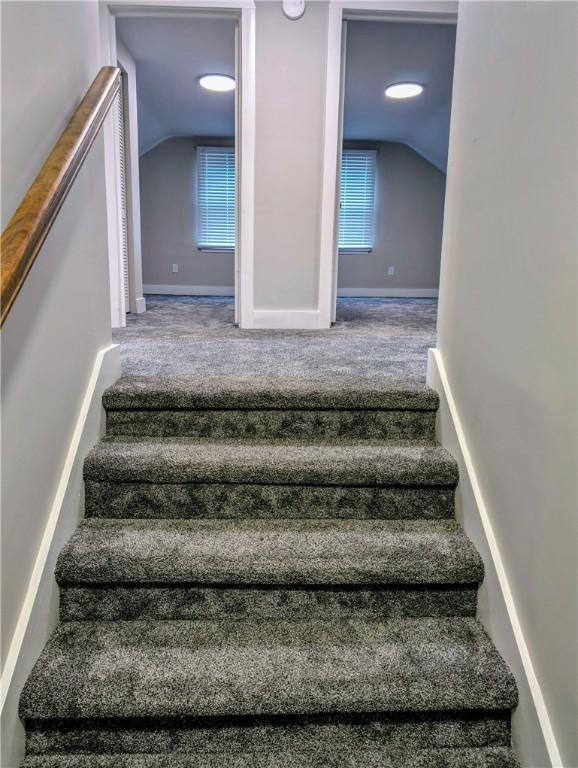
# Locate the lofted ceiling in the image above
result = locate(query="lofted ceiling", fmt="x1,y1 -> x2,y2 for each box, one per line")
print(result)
117,16 -> 455,169
116,16 -> 236,156
343,21 -> 456,171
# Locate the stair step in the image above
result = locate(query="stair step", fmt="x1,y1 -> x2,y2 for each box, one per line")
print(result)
24,710 -> 513,757
85,481 -> 455,521
103,377 -> 440,411
106,407 -> 437,441
21,746 -> 520,767
104,379 -> 438,441
85,439 -> 457,486
20,617 -> 517,722
84,440 -> 458,520
57,518 -> 482,586
60,583 -> 478,622
56,519 -> 481,621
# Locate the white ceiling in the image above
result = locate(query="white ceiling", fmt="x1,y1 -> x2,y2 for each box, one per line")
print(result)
343,21 -> 456,171
116,17 -> 236,155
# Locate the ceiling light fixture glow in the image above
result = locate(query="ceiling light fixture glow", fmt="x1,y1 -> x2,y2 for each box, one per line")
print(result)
199,74 -> 235,92
385,82 -> 423,99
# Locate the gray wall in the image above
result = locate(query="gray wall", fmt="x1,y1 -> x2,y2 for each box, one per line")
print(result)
338,141 -> 445,292
1,2 -> 116,763
139,137 -> 235,290
436,2 -> 577,765
253,0 -> 328,310
141,136 -> 445,294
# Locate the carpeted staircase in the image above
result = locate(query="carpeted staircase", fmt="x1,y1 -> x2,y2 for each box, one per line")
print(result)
19,377 -> 519,767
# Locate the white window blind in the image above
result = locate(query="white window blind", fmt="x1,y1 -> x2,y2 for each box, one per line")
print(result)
338,149 -> 376,251
197,146 -> 236,250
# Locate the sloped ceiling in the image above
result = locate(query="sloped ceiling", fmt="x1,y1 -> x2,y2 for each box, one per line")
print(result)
117,16 -> 456,170
116,17 -> 236,156
344,21 -> 456,171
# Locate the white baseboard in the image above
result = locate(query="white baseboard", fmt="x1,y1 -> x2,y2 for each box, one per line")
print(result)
245,309 -> 326,330
134,296 -> 146,313
338,287 -> 439,298
0,344 -> 121,768
143,284 -> 234,297
427,348 -> 561,768
143,285 -> 438,303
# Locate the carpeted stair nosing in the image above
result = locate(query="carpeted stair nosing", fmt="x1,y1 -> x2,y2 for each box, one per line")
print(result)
103,377 -> 440,412
84,439 -> 459,487
19,617 -> 517,722
20,745 -> 520,767
55,518 -> 483,586
23,709 -> 514,756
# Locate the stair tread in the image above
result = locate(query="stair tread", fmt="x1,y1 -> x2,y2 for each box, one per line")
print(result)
20,617 -> 517,721
20,746 -> 519,767
103,376 -> 439,411
56,518 -> 483,586
84,439 -> 458,486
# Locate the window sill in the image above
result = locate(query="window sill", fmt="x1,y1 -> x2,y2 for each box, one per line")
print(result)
339,248 -> 373,254
197,247 -> 235,253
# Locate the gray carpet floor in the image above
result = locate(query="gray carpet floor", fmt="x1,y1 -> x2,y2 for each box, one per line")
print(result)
113,297 -> 437,383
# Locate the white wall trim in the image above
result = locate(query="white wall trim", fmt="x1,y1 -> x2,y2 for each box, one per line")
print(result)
109,0 -> 255,14
101,0 -> 256,328
247,309 -> 323,330
237,3 -> 255,328
338,287 -> 438,298
144,284 -> 234,296
143,285 -> 438,301
318,0 -> 457,327
427,347 -> 562,768
1,344 -> 120,767
116,40 -> 147,314
99,3 -> 126,328
0,344 -> 119,712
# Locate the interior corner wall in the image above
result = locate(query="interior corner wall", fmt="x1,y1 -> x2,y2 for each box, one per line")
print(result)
338,141 -> 446,292
139,137 -> 235,291
253,0 -> 329,311
435,2 -> 578,765
0,2 -> 115,765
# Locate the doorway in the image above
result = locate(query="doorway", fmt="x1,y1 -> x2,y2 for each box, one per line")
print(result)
101,1 -> 255,329
319,7 -> 457,328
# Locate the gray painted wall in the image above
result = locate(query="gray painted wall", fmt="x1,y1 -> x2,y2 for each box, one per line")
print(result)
1,1 -> 115,764
436,2 -> 577,765
139,137 -> 235,289
253,0 -> 328,310
338,141 -> 445,292
140,137 -> 445,294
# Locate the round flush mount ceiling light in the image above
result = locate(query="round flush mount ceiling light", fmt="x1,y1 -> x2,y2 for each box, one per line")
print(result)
385,82 -> 424,99
199,74 -> 235,92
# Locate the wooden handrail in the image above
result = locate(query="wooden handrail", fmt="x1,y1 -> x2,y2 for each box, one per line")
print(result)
0,66 -> 121,326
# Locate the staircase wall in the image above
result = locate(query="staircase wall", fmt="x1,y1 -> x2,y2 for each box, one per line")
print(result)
0,1 -> 120,764
435,2 -> 578,766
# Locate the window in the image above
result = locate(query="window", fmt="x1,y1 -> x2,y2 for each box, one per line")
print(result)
197,146 -> 236,250
338,149 -> 376,251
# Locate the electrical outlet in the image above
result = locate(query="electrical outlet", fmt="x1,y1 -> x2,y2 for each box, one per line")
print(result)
388,266 -> 395,275
172,264 -> 179,273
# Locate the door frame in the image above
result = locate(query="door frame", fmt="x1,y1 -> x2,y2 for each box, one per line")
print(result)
318,0 -> 458,328
100,0 -> 256,328
116,44 -> 146,315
